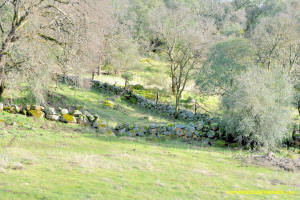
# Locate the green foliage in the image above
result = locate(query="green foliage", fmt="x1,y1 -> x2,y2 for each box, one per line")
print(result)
132,84 -> 144,90
221,66 -> 294,149
129,97 -> 138,104
102,64 -> 115,74
233,0 -> 286,37
196,38 -> 255,95
121,72 -> 134,82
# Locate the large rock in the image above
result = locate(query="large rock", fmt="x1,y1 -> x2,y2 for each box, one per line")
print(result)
32,105 -> 44,111
14,105 -> 21,113
46,114 -> 60,121
92,117 -> 106,128
61,109 -> 69,115
61,114 -> 77,123
72,110 -> 82,117
28,110 -> 45,119
84,111 -> 94,122
45,107 -> 56,115
77,115 -> 89,125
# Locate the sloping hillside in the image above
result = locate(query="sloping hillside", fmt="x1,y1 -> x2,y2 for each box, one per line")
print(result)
0,100 -> 300,200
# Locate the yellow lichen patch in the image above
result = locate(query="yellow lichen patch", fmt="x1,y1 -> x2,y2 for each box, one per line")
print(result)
62,114 -> 77,123
103,100 -> 114,108
3,107 -> 16,113
98,124 -> 107,128
29,110 -> 45,119
139,58 -> 153,64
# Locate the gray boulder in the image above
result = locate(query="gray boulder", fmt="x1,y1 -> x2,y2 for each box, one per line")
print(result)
45,107 -> 56,115
46,114 -> 60,121
73,110 -> 82,117
61,109 -> 69,115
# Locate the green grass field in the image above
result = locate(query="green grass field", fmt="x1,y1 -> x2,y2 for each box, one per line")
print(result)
0,112 -> 299,200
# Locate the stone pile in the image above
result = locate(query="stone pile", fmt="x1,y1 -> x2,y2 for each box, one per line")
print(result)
0,103 -> 107,129
115,120 -> 225,142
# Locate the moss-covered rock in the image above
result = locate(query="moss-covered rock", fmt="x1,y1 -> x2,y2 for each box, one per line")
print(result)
61,114 -> 77,123
72,110 -> 82,117
21,108 -> 27,116
4,106 -> 16,114
32,105 -> 44,111
77,115 -> 89,125
92,117 -> 106,128
28,110 -> 45,119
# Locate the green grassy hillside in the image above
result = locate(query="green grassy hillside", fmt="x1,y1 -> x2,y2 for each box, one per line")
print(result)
0,112 -> 299,200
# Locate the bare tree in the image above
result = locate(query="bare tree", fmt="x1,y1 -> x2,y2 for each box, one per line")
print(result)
252,13 -> 300,73
84,0 -> 115,78
0,0 -> 88,100
150,6 -> 214,118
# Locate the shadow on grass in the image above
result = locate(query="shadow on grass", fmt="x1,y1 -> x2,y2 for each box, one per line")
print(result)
82,132 -> 238,155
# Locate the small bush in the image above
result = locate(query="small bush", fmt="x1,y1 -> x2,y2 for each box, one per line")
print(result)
132,84 -> 144,90
129,97 -> 137,104
222,66 -> 293,150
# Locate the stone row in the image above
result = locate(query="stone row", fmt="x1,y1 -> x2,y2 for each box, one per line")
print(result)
92,80 -> 212,122
0,103 -> 106,129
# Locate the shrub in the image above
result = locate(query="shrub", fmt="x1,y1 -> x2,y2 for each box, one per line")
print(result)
221,66 -> 293,150
102,64 -> 114,75
132,84 -> 144,90
121,72 -> 134,88
129,97 -> 137,104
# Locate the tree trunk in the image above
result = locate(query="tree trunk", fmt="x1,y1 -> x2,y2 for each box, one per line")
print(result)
124,79 -> 128,89
0,81 -> 4,98
171,78 -> 176,96
0,55 -> 5,98
97,55 -> 102,76
97,65 -> 101,77
155,91 -> 159,105
298,101 -> 300,116
174,96 -> 180,119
